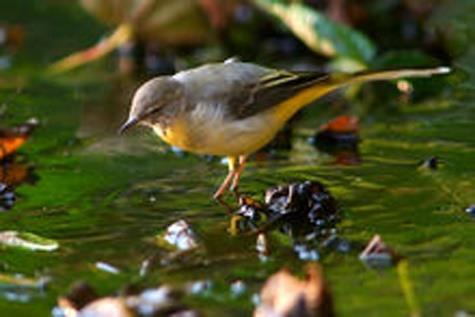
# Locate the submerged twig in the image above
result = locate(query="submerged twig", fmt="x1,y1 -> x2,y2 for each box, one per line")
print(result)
47,23 -> 133,74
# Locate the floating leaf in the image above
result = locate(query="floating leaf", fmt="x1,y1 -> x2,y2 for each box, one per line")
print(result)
0,231 -> 59,252
0,161 -> 34,187
0,273 -> 50,289
359,234 -> 399,269
318,115 -> 359,134
254,0 -> 376,63
0,118 -> 38,160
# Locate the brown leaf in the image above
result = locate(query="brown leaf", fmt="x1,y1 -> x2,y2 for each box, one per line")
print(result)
0,118 -> 38,160
254,264 -> 334,317
319,115 -> 359,134
0,161 -> 32,186
359,234 -> 401,269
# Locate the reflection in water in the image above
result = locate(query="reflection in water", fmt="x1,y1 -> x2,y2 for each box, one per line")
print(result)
76,78 -> 139,139
309,115 -> 361,165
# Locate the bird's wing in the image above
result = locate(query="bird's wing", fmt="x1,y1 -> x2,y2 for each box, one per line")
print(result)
230,68 -> 330,119
174,62 -> 329,119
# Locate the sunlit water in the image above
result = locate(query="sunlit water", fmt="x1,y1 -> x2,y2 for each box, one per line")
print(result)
1,1 -> 475,316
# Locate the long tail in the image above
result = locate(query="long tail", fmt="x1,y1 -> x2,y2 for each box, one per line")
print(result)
333,66 -> 451,87
274,66 -> 450,123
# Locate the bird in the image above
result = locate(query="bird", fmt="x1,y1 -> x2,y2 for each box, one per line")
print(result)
119,59 -> 450,200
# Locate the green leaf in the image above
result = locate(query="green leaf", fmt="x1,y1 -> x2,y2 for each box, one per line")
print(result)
254,0 -> 376,63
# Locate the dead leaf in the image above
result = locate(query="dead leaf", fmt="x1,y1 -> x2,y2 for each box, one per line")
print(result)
0,118 -> 38,160
319,115 -> 359,134
359,234 -> 401,269
0,161 -> 34,186
254,264 -> 334,317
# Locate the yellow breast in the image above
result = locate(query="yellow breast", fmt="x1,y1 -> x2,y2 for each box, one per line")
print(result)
153,117 -> 195,151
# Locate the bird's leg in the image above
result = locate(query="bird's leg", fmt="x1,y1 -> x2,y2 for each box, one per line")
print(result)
230,155 -> 247,198
213,156 -> 238,200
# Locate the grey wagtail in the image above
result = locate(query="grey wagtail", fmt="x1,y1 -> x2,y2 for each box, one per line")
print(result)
119,59 -> 450,199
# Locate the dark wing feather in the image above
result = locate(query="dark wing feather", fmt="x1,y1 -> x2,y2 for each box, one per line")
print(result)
231,69 -> 330,119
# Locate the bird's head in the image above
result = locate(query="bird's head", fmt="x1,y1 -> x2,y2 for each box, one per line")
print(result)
119,77 -> 184,134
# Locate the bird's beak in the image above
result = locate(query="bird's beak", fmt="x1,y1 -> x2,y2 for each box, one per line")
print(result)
118,116 -> 139,135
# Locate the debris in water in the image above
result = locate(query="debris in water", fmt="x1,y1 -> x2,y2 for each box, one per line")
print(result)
254,264 -> 334,317
95,262 -> 121,274
264,181 -> 339,228
0,230 -> 59,252
464,204 -> 475,216
235,181 -> 342,261
230,280 -> 247,297
0,272 -> 50,289
185,280 -> 212,295
293,243 -> 320,261
55,282 -> 199,317
0,118 -> 38,160
161,220 -> 199,251
359,235 -> 401,269
256,233 -> 269,258
418,156 -> 439,171
126,286 -> 183,316
0,160 -> 36,187
81,297 -> 134,317
0,183 -> 15,211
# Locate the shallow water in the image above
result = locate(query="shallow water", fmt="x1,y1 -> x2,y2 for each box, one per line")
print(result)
1,1 -> 474,316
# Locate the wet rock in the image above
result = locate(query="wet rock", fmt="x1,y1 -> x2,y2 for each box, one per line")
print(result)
359,235 -> 401,269
236,196 -> 266,221
265,181 -> 339,228
162,220 -> 199,251
254,264 -> 334,317
0,183 -> 15,211
236,181 -> 341,261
